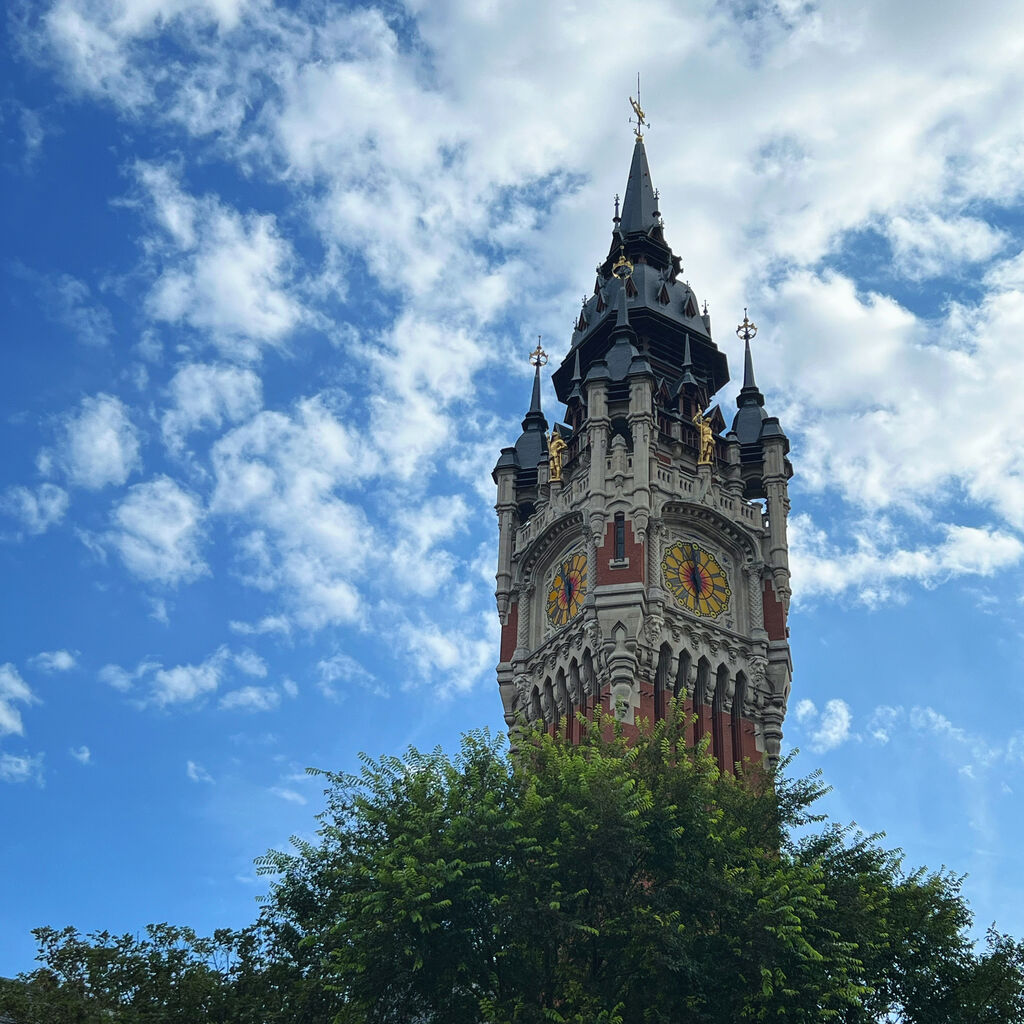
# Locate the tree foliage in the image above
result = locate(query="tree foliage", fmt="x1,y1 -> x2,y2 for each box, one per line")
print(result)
2,708 -> 1023,1022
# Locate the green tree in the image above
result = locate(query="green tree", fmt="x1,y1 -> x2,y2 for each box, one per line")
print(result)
3,708 -> 1022,1023
258,708 -> 1024,1023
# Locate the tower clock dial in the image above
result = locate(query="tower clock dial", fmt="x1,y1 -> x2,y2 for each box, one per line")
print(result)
662,541 -> 731,618
546,551 -> 588,627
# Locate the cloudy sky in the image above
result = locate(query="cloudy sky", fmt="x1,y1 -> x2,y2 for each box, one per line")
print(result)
3,0 -> 1024,972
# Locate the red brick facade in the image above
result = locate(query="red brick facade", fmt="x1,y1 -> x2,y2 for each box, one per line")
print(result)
763,579 -> 787,640
499,601 -> 518,662
595,518 -> 645,586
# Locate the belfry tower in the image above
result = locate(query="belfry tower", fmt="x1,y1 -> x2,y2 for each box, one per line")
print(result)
493,113 -> 793,770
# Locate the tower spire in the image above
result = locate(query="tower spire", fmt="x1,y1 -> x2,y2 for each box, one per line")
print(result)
736,310 -> 763,405
525,337 -> 548,423
619,133 -> 659,235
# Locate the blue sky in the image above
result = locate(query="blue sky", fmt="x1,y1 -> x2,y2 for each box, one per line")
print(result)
3,0 -> 1024,974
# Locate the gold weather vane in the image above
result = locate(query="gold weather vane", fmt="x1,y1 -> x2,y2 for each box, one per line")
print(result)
629,73 -> 648,140
529,336 -> 548,368
736,308 -> 758,343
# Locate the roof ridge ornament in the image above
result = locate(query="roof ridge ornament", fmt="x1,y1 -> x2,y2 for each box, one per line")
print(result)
529,336 -> 549,369
736,308 -> 757,344
629,73 -> 648,141
611,245 -> 634,281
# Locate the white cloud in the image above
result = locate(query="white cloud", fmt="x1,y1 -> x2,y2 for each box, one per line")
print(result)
232,649 -> 266,677
790,514 -> 1024,605
99,661 -> 154,691
109,476 -> 206,585
0,664 -> 38,737
1,484 -> 69,535
0,752 -> 44,785
886,212 -> 1007,280
792,697 -> 852,754
867,704 -> 903,744
281,677 -> 297,698
219,685 -> 279,712
151,648 -> 227,706
30,650 -> 77,672
137,164 -> 304,360
161,362 -> 262,451
59,394 -> 141,490
317,652 -> 381,700
69,745 -> 91,764
228,614 -> 291,637
210,400 -> 374,628
186,759 -> 213,783
103,646 -> 274,708
38,272 -> 115,346
269,786 -> 306,805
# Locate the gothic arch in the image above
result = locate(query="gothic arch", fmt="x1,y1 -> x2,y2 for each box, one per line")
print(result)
712,664 -> 730,768
732,671 -> 748,774
530,686 -> 542,723
654,642 -> 672,722
693,657 -> 711,747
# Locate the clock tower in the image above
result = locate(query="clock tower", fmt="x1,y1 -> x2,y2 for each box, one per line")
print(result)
493,124 -> 793,770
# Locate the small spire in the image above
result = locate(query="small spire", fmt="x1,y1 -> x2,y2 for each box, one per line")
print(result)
682,333 -> 693,369
736,309 -> 758,391
613,193 -> 620,222
527,337 -> 547,415
571,347 -> 582,382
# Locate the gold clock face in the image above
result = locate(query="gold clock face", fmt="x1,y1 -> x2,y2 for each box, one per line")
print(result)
662,541 -> 730,618
546,552 -> 588,627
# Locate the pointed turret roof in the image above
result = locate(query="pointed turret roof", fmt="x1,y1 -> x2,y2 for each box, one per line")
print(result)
673,333 -> 703,395
619,136 -> 659,235
566,348 -> 585,404
731,314 -> 784,448
553,125 -> 730,403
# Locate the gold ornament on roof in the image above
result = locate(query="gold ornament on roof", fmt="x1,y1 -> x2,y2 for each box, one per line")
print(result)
611,246 -> 634,281
629,73 -> 648,140
546,429 -> 568,482
529,336 -> 548,368
736,308 -> 758,343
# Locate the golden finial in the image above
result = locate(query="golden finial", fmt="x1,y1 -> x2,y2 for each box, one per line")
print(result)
629,73 -> 648,140
736,308 -> 758,343
529,336 -> 548,368
611,245 -> 634,281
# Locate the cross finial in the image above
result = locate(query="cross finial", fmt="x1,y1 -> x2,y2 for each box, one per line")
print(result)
736,308 -> 758,343
629,73 -> 648,140
613,193 -> 620,220
529,336 -> 548,368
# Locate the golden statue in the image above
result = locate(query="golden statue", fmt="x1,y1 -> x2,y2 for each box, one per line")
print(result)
693,410 -> 715,466
547,429 -> 568,482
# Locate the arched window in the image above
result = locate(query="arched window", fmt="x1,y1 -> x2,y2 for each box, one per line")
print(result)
582,649 -> 596,719
674,650 -> 691,701
530,687 -> 543,723
543,679 -> 555,727
654,643 -> 672,722
712,665 -> 730,767
614,512 -> 626,561
555,669 -> 568,738
732,672 -> 748,775
693,657 -> 711,746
